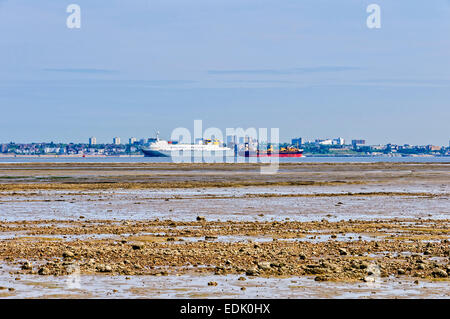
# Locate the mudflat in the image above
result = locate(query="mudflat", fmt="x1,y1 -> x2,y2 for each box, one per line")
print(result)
0,162 -> 448,298
0,162 -> 449,189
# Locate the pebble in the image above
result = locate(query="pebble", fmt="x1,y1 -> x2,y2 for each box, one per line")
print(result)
359,262 -> 369,270
432,268 -> 448,278
314,276 -> 329,281
96,264 -> 112,273
257,262 -> 272,271
21,261 -> 32,270
207,281 -> 218,286
38,267 -> 50,275
63,251 -> 74,258
245,268 -> 259,276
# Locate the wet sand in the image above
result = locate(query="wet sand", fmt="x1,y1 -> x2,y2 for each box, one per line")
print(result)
0,162 -> 448,298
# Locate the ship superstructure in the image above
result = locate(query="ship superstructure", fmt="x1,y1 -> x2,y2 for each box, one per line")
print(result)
141,132 -> 231,157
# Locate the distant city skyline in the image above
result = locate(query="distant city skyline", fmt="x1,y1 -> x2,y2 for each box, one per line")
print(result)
3,137 -> 448,157
2,135 -> 448,148
1,1 -> 449,145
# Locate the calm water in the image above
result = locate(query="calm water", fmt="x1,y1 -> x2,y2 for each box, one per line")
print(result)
0,156 -> 449,163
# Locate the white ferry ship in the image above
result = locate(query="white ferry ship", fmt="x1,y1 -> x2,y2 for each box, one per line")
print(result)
141,133 -> 232,157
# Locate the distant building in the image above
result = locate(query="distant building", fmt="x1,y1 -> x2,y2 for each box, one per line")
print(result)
315,139 -> 333,145
129,137 -> 137,145
291,138 -> 303,146
44,147 -> 60,153
89,137 -> 96,146
113,137 -> 121,145
332,137 -> 345,145
386,143 -> 398,152
427,145 -> 441,151
352,139 -> 366,148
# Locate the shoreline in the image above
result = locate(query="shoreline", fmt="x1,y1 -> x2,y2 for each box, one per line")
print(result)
0,154 -> 145,158
0,154 -> 448,158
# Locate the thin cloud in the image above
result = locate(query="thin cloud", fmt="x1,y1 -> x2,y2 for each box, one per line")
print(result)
44,68 -> 119,74
359,79 -> 450,87
220,80 -> 294,83
208,66 -> 360,75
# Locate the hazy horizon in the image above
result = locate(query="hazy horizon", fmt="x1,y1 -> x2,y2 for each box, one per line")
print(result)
1,1 -> 449,145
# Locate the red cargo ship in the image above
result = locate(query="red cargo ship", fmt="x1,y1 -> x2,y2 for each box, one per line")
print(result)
239,145 -> 303,157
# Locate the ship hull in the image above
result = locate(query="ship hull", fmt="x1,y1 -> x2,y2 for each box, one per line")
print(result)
142,148 -> 232,157
141,149 -> 171,157
239,151 -> 303,158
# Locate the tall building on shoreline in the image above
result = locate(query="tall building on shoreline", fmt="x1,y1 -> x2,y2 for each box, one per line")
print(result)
352,139 -> 366,148
113,137 -> 121,145
291,138 -> 303,146
89,137 -> 96,146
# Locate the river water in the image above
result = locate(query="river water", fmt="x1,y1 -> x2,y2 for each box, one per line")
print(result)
0,156 -> 449,163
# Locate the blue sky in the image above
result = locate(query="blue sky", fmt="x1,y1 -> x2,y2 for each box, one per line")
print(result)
0,0 -> 449,145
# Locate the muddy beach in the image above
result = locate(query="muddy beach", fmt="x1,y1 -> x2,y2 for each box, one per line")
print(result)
0,162 -> 448,298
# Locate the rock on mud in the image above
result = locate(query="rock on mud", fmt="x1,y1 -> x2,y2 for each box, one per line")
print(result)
21,261 -> 32,270
96,264 -> 113,273
432,268 -> 448,278
397,269 -> 406,275
63,251 -> 75,258
38,267 -> 50,275
257,262 -> 272,271
314,275 -> 330,281
245,267 -> 260,276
